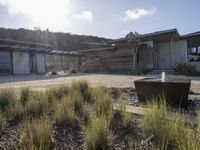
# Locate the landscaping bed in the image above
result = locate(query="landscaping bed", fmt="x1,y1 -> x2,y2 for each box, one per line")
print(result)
0,82 -> 200,149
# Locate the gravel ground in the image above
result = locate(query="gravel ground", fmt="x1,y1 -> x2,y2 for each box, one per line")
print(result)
0,73 -> 199,93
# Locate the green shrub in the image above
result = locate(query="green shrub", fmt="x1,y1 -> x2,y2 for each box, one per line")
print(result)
173,62 -> 199,76
68,89 -> 83,113
86,117 -> 110,150
132,66 -> 148,75
22,117 -> 51,149
20,87 -> 31,106
25,92 -> 49,119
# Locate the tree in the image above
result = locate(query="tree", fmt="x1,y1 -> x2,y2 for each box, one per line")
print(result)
126,32 -> 140,69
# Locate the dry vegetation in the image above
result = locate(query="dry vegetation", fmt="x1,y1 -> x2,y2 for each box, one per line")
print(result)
0,80 -> 199,149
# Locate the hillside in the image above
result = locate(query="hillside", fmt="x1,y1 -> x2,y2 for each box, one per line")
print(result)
0,27 -> 110,51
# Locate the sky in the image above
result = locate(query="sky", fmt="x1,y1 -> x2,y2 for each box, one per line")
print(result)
0,0 -> 199,39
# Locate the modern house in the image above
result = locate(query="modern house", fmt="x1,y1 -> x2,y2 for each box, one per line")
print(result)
0,39 -> 80,75
78,29 -> 200,72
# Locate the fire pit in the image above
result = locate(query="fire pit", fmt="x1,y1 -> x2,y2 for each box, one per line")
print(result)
134,72 -> 191,107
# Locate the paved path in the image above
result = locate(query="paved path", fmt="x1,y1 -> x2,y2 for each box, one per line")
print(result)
0,73 -> 199,93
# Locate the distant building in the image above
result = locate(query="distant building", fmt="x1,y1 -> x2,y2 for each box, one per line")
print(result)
78,29 -> 200,72
0,39 -> 80,75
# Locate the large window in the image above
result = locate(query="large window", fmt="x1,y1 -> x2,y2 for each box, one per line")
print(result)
190,47 -> 197,55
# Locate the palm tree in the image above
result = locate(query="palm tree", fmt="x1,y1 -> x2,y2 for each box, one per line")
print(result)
126,32 -> 140,69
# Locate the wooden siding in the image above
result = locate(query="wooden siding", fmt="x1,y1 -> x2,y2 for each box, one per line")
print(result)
83,48 -> 133,72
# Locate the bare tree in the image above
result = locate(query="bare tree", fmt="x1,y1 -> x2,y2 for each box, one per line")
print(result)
126,32 -> 140,69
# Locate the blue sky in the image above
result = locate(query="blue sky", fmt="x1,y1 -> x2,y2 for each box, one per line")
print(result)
0,0 -> 199,39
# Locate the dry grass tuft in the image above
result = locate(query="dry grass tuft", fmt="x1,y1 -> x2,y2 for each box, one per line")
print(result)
22,116 -> 51,149
86,117 -> 111,150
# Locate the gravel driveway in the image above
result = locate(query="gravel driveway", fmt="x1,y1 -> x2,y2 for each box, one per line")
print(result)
0,73 -> 199,93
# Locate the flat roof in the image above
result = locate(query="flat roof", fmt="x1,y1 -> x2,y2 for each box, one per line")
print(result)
0,38 -> 52,47
76,47 -> 114,53
107,28 -> 180,43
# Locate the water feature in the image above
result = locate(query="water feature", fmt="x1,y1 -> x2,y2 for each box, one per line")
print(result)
134,72 -> 191,108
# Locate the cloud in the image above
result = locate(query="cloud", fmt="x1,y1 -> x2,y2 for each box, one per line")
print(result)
0,0 -> 76,27
122,7 -> 156,21
76,11 -> 93,22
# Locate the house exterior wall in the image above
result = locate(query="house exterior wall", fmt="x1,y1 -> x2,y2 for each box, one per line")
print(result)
138,47 -> 154,69
83,48 -> 133,72
12,51 -> 30,74
0,51 -> 11,74
156,39 -> 187,69
46,54 -> 79,71
36,53 -> 46,74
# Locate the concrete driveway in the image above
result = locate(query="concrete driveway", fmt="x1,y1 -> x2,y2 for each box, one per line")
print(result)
0,73 -> 199,93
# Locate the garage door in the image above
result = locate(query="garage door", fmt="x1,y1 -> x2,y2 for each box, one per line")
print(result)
0,52 -> 11,74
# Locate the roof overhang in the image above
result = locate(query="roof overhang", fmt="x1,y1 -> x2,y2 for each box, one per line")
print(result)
107,28 -> 180,44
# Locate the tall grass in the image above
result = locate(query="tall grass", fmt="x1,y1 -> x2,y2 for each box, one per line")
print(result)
55,96 -> 77,126
71,80 -> 91,102
24,91 -> 49,119
46,85 -> 69,102
143,98 -> 200,149
0,88 -> 22,120
22,116 -> 51,149
0,113 -> 6,135
86,117 -> 111,150
20,87 -> 31,106
93,87 -> 113,117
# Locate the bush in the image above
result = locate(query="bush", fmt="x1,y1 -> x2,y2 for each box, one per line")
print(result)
173,62 -> 199,76
86,117 -> 110,150
24,92 -> 49,119
22,117 -> 51,149
132,66 -> 148,75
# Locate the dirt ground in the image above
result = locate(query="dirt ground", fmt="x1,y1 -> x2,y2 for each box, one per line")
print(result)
0,73 -> 200,93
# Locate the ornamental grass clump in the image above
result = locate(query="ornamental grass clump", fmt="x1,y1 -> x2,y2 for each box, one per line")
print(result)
93,86 -> 113,117
86,117 -> 111,150
0,113 -> 6,135
143,97 -> 200,149
55,96 -> 77,127
0,88 -> 22,120
22,116 -> 51,149
46,84 -> 69,102
24,91 -> 49,119
20,87 -> 31,106
71,80 -> 92,102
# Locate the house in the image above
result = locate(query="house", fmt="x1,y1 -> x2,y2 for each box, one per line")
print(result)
0,39 -> 80,75
78,28 -> 200,72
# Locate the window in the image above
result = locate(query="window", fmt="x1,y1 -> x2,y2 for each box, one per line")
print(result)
198,47 -> 200,54
191,47 -> 197,55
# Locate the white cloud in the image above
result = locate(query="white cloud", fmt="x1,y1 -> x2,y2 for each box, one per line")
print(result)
122,7 -> 156,21
76,11 -> 93,22
0,0 -> 76,28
